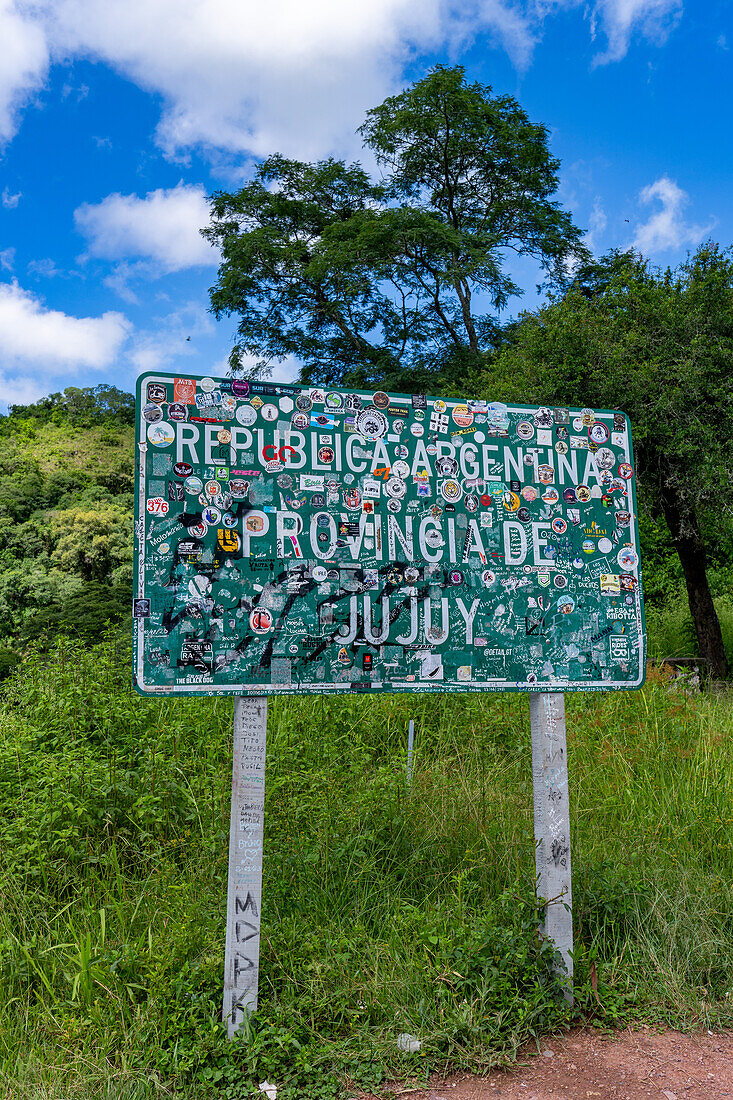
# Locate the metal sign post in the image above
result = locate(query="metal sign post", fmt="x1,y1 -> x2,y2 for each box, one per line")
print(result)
530,691 -> 573,1000
223,696 -> 267,1035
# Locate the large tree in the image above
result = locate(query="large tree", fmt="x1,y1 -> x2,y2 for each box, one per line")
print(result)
488,244 -> 733,679
204,66 -> 586,391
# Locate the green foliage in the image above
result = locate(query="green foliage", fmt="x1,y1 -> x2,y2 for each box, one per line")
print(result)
6,385 -> 135,428
486,243 -> 733,676
1,638 -> 732,1098
0,400 -> 134,645
205,66 -> 585,390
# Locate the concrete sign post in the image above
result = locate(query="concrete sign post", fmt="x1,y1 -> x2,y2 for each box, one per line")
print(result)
223,696 -> 267,1034
133,372 -> 646,1026
530,692 -> 573,999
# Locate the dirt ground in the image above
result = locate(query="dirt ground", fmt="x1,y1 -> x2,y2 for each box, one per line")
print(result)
364,1027 -> 733,1100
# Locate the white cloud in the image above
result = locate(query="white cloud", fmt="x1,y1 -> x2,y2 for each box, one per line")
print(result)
590,0 -> 682,65
0,248 -> 14,271
0,0 -> 683,161
129,300 -> 213,372
631,176 -> 713,254
0,280 -> 130,368
0,373 -> 49,409
0,0 -> 48,144
584,197 -> 607,254
75,183 -> 216,272
2,187 -> 22,208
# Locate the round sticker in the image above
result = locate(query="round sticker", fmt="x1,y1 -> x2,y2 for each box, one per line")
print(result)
173,461 -> 193,477
387,498 -> 402,513
465,495 -> 479,512
390,460 -> 408,479
452,404 -> 473,428
437,457 -> 458,478
482,569 -> 496,587
595,447 -> 615,471
542,488 -> 559,504
557,595 -> 575,613
231,380 -> 249,396
326,392 -> 344,410
168,403 -> 188,422
425,528 -> 443,548
395,444 -> 409,459
261,404 -> 278,421
576,484 -> 592,503
205,480 -> 222,497
317,447 -> 334,464
373,391 -> 389,409
503,491 -> 520,512
143,402 -> 163,423
147,422 -> 174,447
189,522 -> 207,538
184,476 -> 203,494
554,574 -> 568,588
616,511 -> 632,527
581,407 -> 595,426
537,464 -> 554,484
236,405 -> 257,427
410,422 -> 424,437
617,547 -> 638,570
203,506 -> 221,526
589,422 -> 609,444
517,506 -> 531,523
385,477 -> 407,500
295,394 -> 312,412
618,462 -> 634,479
392,419 -> 405,435
356,408 -> 388,439
552,517 -> 567,534
555,440 -> 568,455
200,377 -> 216,393
222,512 -> 238,528
433,399 -> 446,413
217,429 -> 232,444
598,537 -> 614,554
250,608 -> 273,633
441,479 -> 462,502
312,566 -> 328,582
516,421 -> 534,439
449,570 -> 463,585
582,539 -> 595,554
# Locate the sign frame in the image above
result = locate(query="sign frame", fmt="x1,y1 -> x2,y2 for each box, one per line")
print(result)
133,372 -> 646,698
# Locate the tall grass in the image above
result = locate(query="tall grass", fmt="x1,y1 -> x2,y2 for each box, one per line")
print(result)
0,638 -> 731,1099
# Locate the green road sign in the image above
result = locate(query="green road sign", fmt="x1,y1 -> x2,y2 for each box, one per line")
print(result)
133,372 -> 646,696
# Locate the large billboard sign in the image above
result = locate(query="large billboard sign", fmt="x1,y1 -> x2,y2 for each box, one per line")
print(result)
133,372 -> 645,696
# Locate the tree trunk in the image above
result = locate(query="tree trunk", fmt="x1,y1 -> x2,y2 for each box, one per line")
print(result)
658,481 -> 729,680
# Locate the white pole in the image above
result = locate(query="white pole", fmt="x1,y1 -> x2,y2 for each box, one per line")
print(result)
529,691 -> 573,1001
223,695 -> 268,1036
406,718 -> 414,788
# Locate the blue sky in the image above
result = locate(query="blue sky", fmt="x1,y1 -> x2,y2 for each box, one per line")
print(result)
0,0 -> 730,407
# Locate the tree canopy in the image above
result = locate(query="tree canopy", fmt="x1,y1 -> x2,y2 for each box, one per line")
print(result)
204,66 -> 587,391
488,242 -> 733,677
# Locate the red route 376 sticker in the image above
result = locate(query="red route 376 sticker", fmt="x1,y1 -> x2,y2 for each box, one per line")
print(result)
146,497 -> 169,515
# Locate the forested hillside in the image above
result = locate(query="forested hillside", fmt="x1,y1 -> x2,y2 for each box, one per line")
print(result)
0,386 -> 134,669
